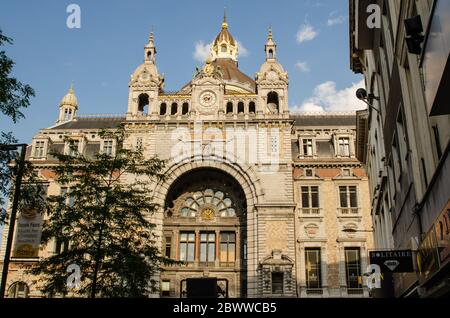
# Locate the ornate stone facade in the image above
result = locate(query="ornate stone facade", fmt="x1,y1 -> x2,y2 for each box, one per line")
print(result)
0,18 -> 373,298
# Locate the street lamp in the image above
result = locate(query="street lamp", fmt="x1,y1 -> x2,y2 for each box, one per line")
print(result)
356,88 -> 380,114
0,143 -> 28,298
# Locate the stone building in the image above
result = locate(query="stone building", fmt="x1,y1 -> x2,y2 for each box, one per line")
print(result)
1,16 -> 373,298
350,0 -> 450,297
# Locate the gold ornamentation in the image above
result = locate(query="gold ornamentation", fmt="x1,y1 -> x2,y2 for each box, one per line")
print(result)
201,208 -> 215,221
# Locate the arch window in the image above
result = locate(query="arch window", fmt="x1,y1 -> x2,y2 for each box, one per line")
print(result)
221,44 -> 227,53
182,102 -> 189,115
249,101 -> 256,113
267,91 -> 279,112
238,102 -> 244,114
180,189 -> 236,218
138,93 -> 149,113
268,49 -> 274,59
160,102 -> 167,115
171,102 -> 178,115
7,282 -> 29,298
226,102 -> 233,114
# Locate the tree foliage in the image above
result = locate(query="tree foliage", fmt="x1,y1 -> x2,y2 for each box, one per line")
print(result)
31,127 -> 178,297
0,28 -> 36,221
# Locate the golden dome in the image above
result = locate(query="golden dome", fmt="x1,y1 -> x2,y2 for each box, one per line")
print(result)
213,14 -> 236,47
60,84 -> 78,108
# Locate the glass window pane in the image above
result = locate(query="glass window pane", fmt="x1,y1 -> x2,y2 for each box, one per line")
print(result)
208,244 -> 215,262
311,188 -> 319,208
228,243 -> 235,261
350,187 -> 358,207
339,187 -> 348,207
200,243 -> 207,262
220,244 -> 227,262
187,243 -> 195,261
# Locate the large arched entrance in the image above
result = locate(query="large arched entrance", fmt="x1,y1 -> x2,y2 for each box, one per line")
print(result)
160,168 -> 247,298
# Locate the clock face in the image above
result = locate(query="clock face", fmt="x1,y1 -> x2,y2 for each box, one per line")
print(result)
199,91 -> 217,107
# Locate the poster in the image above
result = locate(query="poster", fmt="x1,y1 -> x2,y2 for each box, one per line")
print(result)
12,207 -> 43,258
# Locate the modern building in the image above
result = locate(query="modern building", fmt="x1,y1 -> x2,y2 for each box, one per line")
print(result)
1,16 -> 373,298
350,0 -> 450,297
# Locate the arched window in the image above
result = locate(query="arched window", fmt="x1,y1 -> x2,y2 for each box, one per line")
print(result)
238,102 -> 244,114
138,93 -> 149,113
180,189 -> 237,218
182,102 -> 189,115
249,101 -> 256,113
226,102 -> 233,114
171,102 -> 178,115
267,91 -> 279,113
147,51 -> 152,59
7,282 -> 29,298
268,49 -> 274,59
221,44 -> 227,53
160,103 -> 167,115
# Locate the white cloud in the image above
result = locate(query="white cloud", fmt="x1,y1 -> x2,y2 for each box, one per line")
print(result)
236,40 -> 249,57
193,41 -> 212,62
327,15 -> 346,26
295,61 -> 310,72
296,23 -> 318,43
290,79 -> 366,113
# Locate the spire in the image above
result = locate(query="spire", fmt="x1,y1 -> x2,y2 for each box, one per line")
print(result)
222,8 -> 228,29
268,26 -> 273,41
211,11 -> 238,61
265,26 -> 277,61
144,31 -> 156,63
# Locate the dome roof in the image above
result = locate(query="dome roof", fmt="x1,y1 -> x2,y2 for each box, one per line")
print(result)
60,85 -> 78,108
211,14 -> 239,61
213,21 -> 236,47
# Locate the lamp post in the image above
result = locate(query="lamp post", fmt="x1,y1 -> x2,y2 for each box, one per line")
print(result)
0,143 -> 27,298
356,88 -> 380,114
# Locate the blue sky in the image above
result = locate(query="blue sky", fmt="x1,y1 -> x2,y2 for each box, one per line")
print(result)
0,0 -> 363,145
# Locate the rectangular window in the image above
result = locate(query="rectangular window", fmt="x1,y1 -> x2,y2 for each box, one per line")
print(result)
305,248 -> 322,290
55,238 -> 69,254
339,186 -> 358,214
67,140 -> 79,156
301,186 -> 320,214
271,273 -> 284,294
60,187 -> 75,207
200,232 -> 216,263
270,136 -> 279,154
34,141 -> 45,158
165,236 -> 172,258
103,140 -> 113,155
220,232 -> 236,264
345,248 -> 362,291
161,280 -> 170,297
136,137 -> 143,151
338,137 -> 350,157
302,139 -> 313,156
179,232 -> 195,262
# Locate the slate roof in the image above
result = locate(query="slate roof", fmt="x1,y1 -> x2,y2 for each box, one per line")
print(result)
49,117 -> 125,130
290,114 -> 356,126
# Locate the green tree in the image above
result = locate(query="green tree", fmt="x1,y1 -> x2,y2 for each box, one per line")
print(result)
0,28 -> 36,222
31,127 -> 178,297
